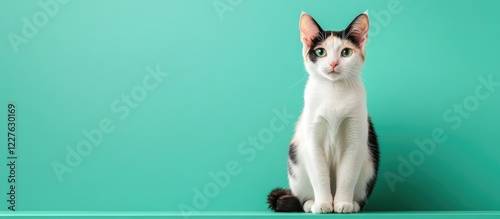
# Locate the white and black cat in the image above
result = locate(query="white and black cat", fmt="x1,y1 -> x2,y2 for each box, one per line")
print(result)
267,12 -> 380,214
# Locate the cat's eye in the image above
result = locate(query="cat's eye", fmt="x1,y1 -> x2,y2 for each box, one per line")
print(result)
341,48 -> 353,57
314,48 -> 327,57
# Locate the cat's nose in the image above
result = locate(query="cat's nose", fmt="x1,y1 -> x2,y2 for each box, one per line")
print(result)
330,61 -> 338,69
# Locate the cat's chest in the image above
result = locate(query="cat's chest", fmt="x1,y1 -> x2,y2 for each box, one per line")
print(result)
307,91 -> 360,118
304,79 -> 366,120
317,100 -> 355,122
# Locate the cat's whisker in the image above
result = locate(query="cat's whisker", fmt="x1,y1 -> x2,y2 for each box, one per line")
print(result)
288,73 -> 309,89
337,65 -> 373,89
360,77 -> 374,89
348,74 -> 357,93
342,71 -> 353,92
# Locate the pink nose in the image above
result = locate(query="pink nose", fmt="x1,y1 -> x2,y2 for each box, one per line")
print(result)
330,61 -> 338,68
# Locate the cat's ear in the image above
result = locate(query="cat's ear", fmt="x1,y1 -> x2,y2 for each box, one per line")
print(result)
345,11 -> 369,51
299,12 -> 322,47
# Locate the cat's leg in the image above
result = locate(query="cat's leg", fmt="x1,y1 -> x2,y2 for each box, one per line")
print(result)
288,124 -> 316,213
290,171 -> 315,213
303,118 -> 333,213
352,159 -> 376,211
288,146 -> 315,212
333,117 -> 368,213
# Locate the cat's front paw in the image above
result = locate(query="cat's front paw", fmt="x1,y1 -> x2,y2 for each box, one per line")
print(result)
311,201 -> 334,214
303,199 -> 314,213
353,201 -> 360,212
334,201 -> 356,213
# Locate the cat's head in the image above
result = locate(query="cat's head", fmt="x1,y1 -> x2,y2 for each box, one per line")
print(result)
300,12 -> 369,82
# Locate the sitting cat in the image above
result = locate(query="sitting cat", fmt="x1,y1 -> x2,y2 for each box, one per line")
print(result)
267,12 -> 380,214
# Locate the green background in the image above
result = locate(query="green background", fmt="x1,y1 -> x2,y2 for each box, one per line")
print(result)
1,0 -> 499,214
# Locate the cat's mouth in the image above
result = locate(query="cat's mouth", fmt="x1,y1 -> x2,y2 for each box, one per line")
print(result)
328,70 -> 340,75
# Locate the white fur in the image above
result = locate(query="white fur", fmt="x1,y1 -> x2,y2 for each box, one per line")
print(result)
289,13 -> 375,214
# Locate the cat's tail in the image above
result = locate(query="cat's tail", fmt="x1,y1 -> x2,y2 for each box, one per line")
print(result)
267,188 -> 303,212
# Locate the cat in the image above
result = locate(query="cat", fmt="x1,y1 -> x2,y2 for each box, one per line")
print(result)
266,12 -> 380,214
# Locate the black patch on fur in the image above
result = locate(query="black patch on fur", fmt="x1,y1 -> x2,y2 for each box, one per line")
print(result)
267,188 -> 303,212
287,161 -> 295,178
358,116 -> 380,210
288,143 -> 298,165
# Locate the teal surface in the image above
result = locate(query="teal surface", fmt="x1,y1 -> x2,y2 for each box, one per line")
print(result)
1,0 -> 499,214
2,212 -> 500,218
